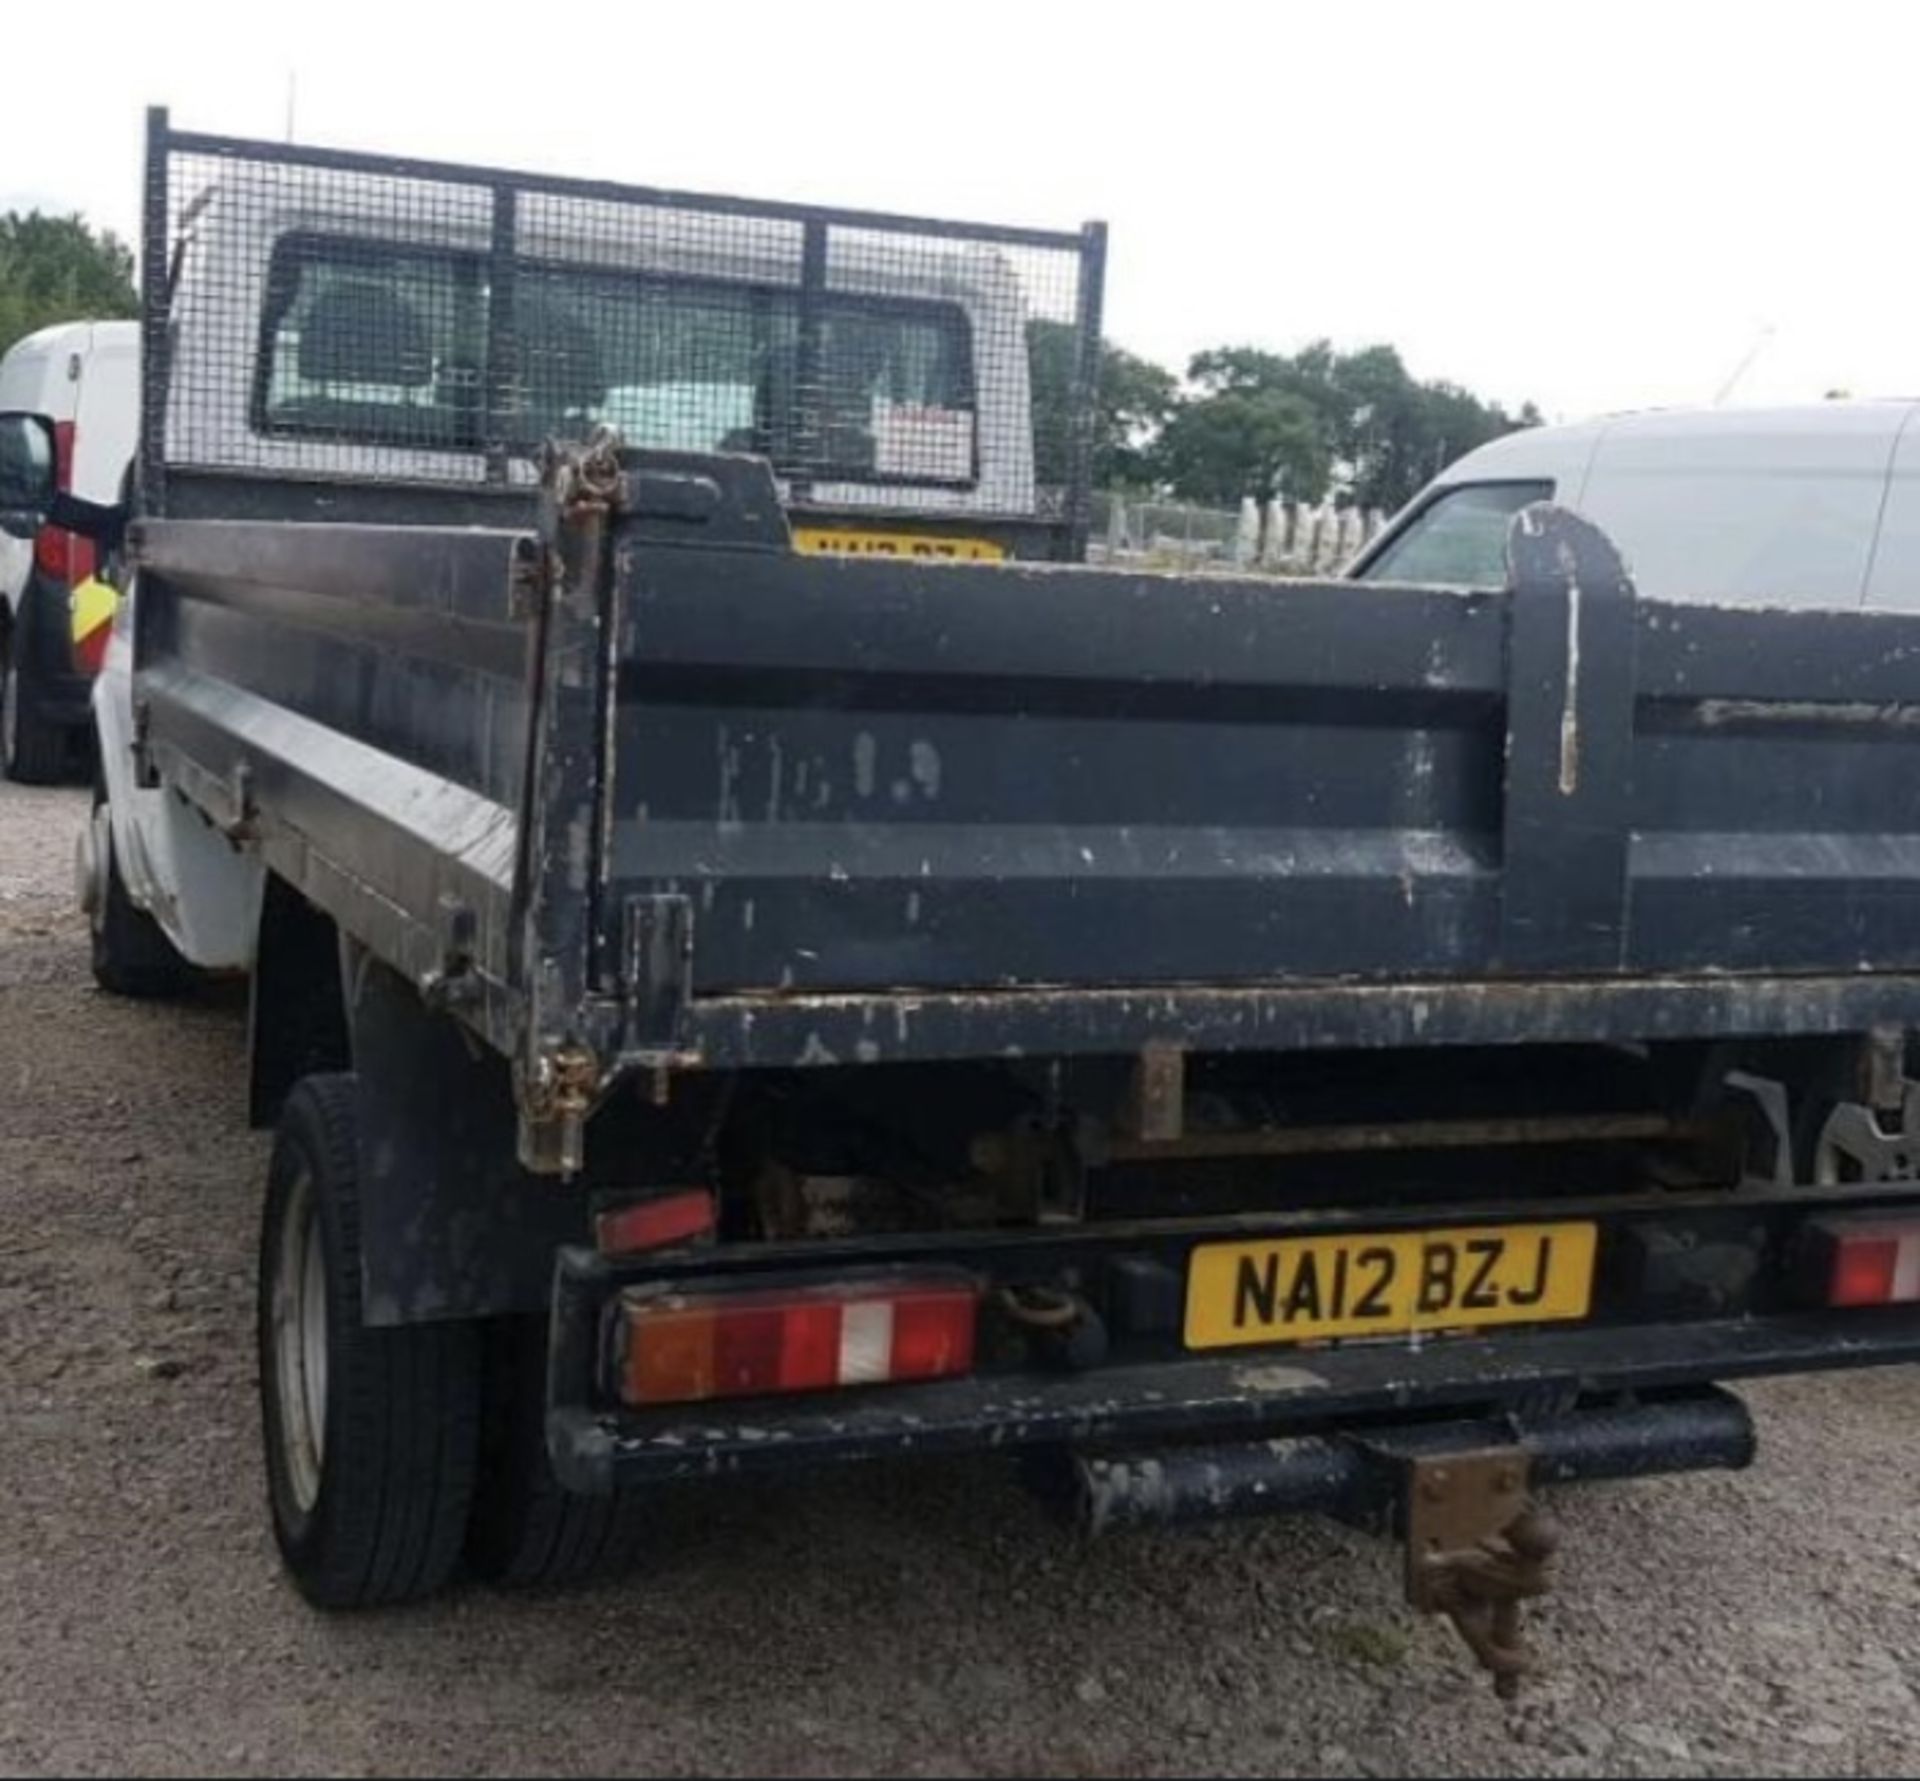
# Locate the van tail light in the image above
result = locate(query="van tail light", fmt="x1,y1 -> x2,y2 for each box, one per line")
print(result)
34,419 -> 96,587
618,1275 -> 978,1407
32,526 -> 87,581
1799,1215 -> 1920,1308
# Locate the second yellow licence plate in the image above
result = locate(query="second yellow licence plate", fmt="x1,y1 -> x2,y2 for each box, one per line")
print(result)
1184,1221 -> 1597,1350
792,526 -> 1006,562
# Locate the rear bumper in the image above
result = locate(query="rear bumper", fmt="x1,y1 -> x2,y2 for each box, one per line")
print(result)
1068,1385 -> 1758,1534
549,1258 -> 1920,1493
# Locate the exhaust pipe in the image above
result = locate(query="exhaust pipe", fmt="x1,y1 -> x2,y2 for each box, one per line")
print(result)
1071,1387 -> 1755,1536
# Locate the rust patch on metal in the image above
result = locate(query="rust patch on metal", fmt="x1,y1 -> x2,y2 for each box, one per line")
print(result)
1405,1449 -> 1556,1698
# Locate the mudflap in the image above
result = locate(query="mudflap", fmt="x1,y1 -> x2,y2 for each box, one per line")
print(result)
347,956 -> 591,1325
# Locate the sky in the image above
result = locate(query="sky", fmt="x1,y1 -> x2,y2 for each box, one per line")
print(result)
3,0 -> 1914,424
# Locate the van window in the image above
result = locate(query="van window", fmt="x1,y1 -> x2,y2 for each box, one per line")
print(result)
256,233 -> 978,486
0,412 -> 52,507
1356,481 -> 1552,588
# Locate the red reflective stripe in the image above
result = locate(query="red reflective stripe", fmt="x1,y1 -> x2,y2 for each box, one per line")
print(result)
594,1189 -> 716,1256
73,623 -> 110,676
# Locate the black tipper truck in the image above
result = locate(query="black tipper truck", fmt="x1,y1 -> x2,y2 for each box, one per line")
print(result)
25,112 -> 1920,1691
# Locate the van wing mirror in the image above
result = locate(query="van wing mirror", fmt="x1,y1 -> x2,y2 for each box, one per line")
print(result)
0,411 -> 58,538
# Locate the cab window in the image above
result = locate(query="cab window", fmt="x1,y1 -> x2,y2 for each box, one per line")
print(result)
1357,481 -> 1552,588
256,233 -> 978,486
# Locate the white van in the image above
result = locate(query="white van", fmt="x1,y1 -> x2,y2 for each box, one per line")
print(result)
1349,401 -> 1920,610
0,319 -> 138,780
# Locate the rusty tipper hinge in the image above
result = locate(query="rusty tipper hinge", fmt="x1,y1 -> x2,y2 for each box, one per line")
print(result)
513,431 -> 628,1175
1403,1449 -> 1559,1697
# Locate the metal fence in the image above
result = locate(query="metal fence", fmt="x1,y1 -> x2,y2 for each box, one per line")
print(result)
1089,492 -> 1386,576
142,110 -> 1105,555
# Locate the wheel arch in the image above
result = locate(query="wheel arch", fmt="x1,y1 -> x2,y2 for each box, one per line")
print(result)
249,873 -> 353,1129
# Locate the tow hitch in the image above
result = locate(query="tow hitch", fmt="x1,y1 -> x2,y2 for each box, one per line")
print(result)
1402,1449 -> 1556,1696
1065,1386 -> 1753,1694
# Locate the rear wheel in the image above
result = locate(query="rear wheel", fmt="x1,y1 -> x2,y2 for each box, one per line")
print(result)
465,1315 -> 647,1589
84,784 -> 200,999
259,1074 -> 483,1607
0,639 -> 69,785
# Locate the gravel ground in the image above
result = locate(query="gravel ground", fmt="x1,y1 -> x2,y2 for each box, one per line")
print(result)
2,776 -> 1919,1777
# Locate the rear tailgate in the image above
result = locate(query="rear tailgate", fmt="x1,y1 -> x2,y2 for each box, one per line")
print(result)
608,525 -> 1505,994
601,465 -> 1920,1019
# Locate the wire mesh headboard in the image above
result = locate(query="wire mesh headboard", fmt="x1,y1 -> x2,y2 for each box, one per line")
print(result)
141,108 -> 1105,556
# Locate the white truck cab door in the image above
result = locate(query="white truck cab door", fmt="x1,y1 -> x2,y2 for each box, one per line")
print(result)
91,578 -> 263,971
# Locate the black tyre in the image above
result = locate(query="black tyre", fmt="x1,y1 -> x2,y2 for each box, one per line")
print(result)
259,1074 -> 483,1608
85,786 -> 200,999
466,1315 -> 647,1589
0,637 -> 69,784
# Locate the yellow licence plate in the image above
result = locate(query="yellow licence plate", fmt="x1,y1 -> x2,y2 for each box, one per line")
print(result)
792,526 -> 1006,562
1184,1221 -> 1597,1350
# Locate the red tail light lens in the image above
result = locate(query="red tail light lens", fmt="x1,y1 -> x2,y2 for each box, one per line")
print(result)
32,526 -> 73,579
1800,1216 -> 1920,1308
890,1292 -> 978,1379
33,524 -> 94,584
619,1276 -> 978,1407
34,420 -> 94,585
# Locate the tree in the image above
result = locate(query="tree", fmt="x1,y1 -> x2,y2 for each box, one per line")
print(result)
1173,338 -> 1536,515
0,213 -> 138,360
1027,324 -> 1179,491
1156,386 -> 1330,554
1326,344 -> 1427,510
1094,344 -> 1178,488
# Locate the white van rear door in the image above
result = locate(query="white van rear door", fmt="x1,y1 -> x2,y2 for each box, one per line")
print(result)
1577,407 -> 1901,608
71,323 -> 139,504
1860,408 -> 1920,611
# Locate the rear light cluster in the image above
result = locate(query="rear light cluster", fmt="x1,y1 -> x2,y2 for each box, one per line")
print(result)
35,419 -> 96,586
618,1276 -> 978,1407
1802,1215 -> 1920,1308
